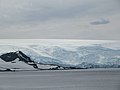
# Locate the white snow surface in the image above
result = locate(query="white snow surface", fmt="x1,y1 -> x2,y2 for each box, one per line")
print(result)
0,39 -> 120,69
0,58 -> 36,70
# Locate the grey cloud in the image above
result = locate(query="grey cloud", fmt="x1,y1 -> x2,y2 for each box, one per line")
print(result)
0,0 -> 119,26
90,19 -> 110,25
0,0 -> 120,40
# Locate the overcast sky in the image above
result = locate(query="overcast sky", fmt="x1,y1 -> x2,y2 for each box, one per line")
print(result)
0,0 -> 120,40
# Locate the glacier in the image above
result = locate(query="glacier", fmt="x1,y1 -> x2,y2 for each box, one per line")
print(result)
0,39 -> 120,69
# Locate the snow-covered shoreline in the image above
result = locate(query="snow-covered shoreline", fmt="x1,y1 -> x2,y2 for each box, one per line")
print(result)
0,39 -> 120,70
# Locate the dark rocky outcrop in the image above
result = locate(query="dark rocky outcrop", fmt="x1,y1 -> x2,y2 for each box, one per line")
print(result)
0,51 -> 38,69
0,52 -> 18,62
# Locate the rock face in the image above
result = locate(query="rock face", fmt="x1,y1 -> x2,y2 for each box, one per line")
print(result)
0,51 -> 38,69
0,52 -> 18,62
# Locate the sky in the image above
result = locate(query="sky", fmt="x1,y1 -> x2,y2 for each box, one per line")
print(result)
0,0 -> 120,40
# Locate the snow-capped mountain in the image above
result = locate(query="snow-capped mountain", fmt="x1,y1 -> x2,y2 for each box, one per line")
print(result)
0,39 -> 120,70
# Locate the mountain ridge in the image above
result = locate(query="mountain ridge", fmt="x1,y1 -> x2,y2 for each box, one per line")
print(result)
0,44 -> 120,71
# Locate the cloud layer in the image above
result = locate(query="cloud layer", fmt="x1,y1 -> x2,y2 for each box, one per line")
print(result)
0,0 -> 120,40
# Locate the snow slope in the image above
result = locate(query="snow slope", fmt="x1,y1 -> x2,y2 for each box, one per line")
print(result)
28,44 -> 120,68
0,58 -> 36,70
